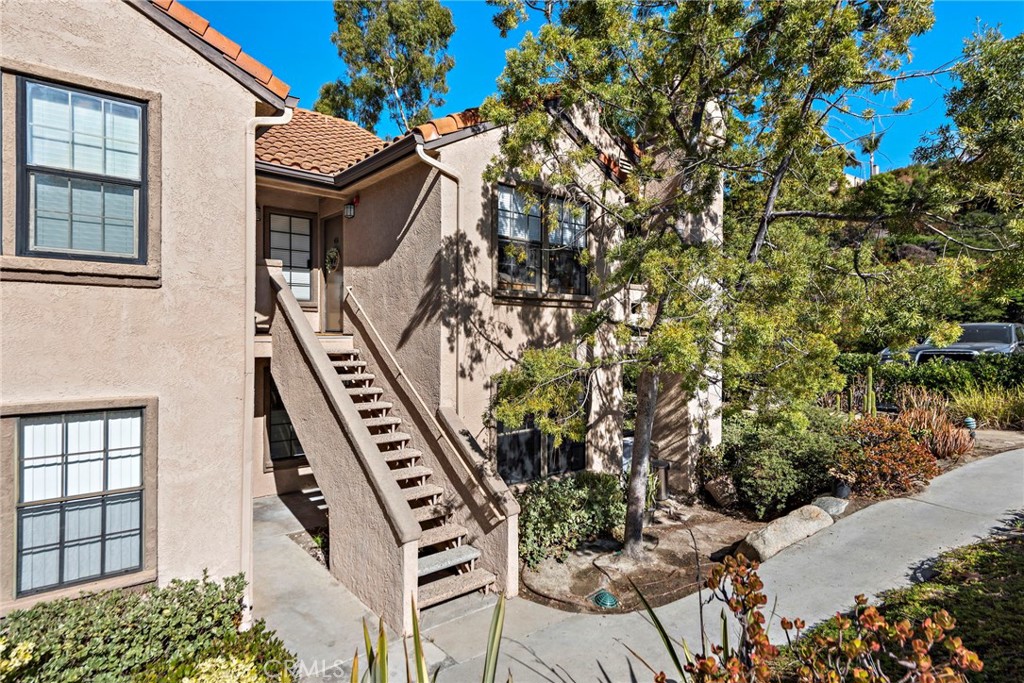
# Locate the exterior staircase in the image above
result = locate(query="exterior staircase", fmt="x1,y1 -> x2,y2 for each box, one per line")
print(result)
326,345 -> 496,608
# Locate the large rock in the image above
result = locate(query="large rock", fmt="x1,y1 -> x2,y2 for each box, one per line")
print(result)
736,505 -> 833,562
812,496 -> 850,518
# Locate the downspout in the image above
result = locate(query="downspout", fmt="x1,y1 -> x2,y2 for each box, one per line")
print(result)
414,144 -> 463,415
241,105 -> 293,628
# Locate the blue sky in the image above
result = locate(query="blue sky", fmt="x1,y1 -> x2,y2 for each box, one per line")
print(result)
191,1 -> 1023,172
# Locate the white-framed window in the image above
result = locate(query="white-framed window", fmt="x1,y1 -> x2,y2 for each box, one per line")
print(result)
495,184 -> 589,296
19,78 -> 145,262
268,212 -> 312,301
17,410 -> 144,595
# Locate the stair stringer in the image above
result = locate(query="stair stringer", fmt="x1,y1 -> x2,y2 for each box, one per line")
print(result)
268,272 -> 420,634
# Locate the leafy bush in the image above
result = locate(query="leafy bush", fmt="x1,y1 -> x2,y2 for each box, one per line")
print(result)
877,534 -> 1023,683
836,352 -> 1024,402
634,553 -> 983,683
838,417 -> 939,496
951,385 -> 1024,430
518,471 -> 626,568
1,574 -> 294,683
895,388 -> 974,460
711,408 -> 846,519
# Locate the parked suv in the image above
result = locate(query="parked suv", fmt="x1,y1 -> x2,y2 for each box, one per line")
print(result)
880,322 -> 1024,363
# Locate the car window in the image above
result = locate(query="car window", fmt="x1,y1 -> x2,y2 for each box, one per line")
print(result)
958,325 -> 1012,344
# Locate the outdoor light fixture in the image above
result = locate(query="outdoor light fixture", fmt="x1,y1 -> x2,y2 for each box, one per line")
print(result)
344,194 -> 360,219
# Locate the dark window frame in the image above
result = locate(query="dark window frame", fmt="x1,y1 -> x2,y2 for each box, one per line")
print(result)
15,76 -> 149,265
496,415 -> 586,485
264,206 -> 318,305
494,183 -> 590,298
15,409 -> 145,597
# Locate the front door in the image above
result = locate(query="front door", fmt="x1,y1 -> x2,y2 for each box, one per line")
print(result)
323,214 -> 344,332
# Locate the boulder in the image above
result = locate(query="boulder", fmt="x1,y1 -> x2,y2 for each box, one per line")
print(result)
736,505 -> 833,562
704,475 -> 738,507
812,496 -> 850,518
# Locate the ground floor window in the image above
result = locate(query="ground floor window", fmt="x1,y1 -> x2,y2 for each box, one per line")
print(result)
267,379 -> 305,462
496,416 -> 585,484
17,409 -> 144,595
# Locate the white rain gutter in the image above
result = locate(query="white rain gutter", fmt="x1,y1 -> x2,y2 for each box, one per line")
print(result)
414,143 -> 464,414
240,106 -> 293,628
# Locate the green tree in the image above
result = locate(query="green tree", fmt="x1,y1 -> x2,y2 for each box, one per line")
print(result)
315,0 -> 456,134
481,0 -> 981,558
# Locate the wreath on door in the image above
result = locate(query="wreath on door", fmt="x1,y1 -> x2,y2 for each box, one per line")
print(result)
324,247 -> 340,273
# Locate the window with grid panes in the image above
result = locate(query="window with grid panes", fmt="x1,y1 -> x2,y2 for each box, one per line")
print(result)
268,212 -> 312,300
495,185 -> 588,295
17,410 -> 144,595
19,79 -> 145,262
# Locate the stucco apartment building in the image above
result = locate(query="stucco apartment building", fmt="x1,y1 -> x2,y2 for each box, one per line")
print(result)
0,0 -> 720,633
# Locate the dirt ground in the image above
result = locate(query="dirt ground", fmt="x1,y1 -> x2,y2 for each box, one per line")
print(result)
521,501 -> 761,614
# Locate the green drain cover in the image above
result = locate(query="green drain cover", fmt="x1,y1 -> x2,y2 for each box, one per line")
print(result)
591,589 -> 619,609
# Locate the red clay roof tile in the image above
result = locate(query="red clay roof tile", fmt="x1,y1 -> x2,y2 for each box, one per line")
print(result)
147,0 -> 289,100
256,109 -> 387,175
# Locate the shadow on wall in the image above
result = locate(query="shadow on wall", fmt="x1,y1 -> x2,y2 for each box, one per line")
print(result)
398,179 -> 587,389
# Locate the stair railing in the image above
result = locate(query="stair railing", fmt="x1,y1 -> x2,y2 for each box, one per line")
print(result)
344,286 -> 519,521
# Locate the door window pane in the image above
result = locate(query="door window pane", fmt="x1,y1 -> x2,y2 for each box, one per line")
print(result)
269,213 -> 313,300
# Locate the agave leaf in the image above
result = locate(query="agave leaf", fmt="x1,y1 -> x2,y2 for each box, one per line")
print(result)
629,578 -> 688,681
721,608 -> 730,656
376,618 -> 388,683
351,651 -> 359,683
481,594 -> 507,683
363,618 -> 376,671
412,597 -> 430,683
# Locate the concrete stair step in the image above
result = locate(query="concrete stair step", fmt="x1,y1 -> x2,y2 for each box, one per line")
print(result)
412,505 -> 448,524
346,386 -> 384,399
332,359 -> 368,370
403,484 -> 443,503
337,373 -> 375,384
355,401 -> 393,414
417,545 -> 481,578
418,569 -> 495,608
418,524 -> 467,549
362,416 -> 403,430
392,466 -> 433,483
372,431 -> 411,447
383,448 -> 421,465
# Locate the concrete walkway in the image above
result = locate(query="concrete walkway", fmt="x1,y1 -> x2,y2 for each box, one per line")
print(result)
254,448 -> 1024,682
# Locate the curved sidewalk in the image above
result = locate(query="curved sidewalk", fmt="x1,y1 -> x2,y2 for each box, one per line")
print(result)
428,448 -> 1024,682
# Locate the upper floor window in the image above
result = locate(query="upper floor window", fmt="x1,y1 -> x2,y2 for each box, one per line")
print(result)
18,79 -> 146,263
496,184 -> 589,297
17,409 -> 145,595
268,212 -> 312,301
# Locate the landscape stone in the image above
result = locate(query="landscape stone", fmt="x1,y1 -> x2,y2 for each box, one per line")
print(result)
735,504 -> 833,561
812,496 -> 850,517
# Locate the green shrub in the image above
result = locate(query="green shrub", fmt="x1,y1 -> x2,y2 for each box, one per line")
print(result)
714,407 -> 846,519
518,471 -> 626,569
836,352 -> 1024,401
1,574 -> 294,683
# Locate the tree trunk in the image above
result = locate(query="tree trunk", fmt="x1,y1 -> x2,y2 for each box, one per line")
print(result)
624,368 -> 660,559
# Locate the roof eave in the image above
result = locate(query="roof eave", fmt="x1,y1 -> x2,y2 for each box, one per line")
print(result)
124,0 -> 290,112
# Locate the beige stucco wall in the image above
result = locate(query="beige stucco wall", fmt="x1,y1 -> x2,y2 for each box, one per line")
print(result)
0,0 -> 259,604
342,162 -> 445,411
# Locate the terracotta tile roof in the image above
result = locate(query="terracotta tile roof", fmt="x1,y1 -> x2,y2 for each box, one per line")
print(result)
256,109 -> 390,175
410,108 -> 485,142
148,0 -> 290,100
